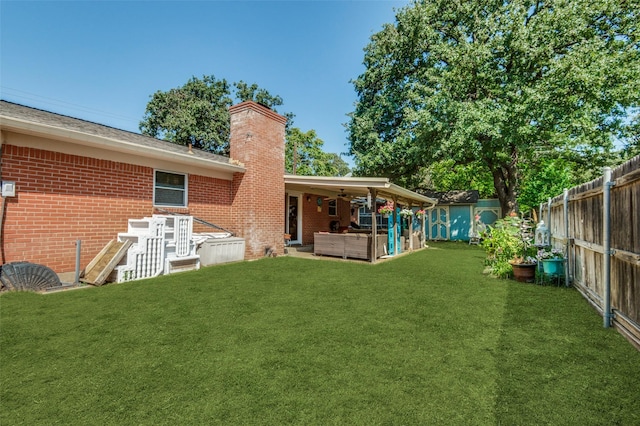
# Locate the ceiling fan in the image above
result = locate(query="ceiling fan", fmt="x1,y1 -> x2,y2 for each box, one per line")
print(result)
324,189 -> 351,200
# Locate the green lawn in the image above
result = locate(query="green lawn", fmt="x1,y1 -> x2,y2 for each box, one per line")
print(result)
1,242 -> 638,425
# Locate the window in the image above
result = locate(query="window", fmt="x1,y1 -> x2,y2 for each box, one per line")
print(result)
328,199 -> 337,216
154,170 -> 187,207
358,206 -> 388,229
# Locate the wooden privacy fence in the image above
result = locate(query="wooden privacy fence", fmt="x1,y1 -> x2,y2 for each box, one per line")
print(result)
540,155 -> 640,349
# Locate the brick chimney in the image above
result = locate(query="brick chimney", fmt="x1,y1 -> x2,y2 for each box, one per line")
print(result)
229,101 -> 287,259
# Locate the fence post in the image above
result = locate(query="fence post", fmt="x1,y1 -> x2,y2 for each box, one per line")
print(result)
538,203 -> 542,224
603,167 -> 614,328
563,189 -> 569,286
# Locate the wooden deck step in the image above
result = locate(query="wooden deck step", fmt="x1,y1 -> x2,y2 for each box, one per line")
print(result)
83,240 -> 132,286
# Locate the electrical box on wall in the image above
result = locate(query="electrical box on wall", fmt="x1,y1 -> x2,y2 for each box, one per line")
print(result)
2,181 -> 16,197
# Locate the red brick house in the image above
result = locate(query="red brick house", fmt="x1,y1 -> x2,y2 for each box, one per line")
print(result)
0,100 -> 435,276
0,100 -> 286,273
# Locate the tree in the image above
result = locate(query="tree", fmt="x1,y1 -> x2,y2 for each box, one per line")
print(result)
621,111 -> 640,158
141,75 -> 351,175
285,128 -> 351,176
518,157 -> 573,213
140,75 -> 233,154
327,153 -> 351,177
140,76 -> 287,155
422,159 -> 495,198
234,81 -> 283,109
348,0 -> 640,216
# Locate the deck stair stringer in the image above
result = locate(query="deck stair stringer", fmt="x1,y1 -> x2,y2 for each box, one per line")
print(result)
83,240 -> 132,285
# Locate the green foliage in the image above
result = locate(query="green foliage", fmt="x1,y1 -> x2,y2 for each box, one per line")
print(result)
518,157 -> 573,213
326,153 -> 351,177
140,75 -> 233,154
423,159 -> 495,198
141,75 -> 347,172
286,127 -> 351,176
234,80 -> 283,109
621,111 -> 640,158
482,215 -> 536,278
348,0 -> 640,216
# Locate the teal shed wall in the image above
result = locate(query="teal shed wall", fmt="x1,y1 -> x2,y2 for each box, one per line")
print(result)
449,205 -> 472,241
419,199 -> 501,242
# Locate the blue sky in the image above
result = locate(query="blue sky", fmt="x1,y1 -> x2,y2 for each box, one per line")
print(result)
1,0 -> 408,164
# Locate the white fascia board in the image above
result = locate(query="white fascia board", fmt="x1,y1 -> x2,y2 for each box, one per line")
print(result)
384,183 -> 438,206
0,116 -> 245,176
284,174 -> 390,188
283,174 -> 437,206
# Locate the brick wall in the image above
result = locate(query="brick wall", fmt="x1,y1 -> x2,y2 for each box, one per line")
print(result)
1,144 -> 233,273
180,174 -> 233,234
299,194 -> 351,244
229,102 -> 287,259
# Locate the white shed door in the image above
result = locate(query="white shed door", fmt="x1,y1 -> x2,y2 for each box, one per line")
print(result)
429,207 -> 450,240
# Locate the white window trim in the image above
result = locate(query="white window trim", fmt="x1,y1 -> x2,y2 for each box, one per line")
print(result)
153,169 -> 188,208
328,199 -> 338,216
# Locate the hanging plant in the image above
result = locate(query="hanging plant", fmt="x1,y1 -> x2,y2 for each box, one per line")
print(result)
378,201 -> 394,215
400,208 -> 414,217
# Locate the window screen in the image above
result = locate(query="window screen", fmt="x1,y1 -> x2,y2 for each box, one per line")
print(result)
154,170 -> 187,207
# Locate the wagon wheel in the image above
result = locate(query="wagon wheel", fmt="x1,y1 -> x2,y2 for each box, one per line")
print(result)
0,262 -> 62,292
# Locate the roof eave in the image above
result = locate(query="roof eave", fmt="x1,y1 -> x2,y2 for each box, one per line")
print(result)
381,183 -> 438,207
0,116 -> 246,174
284,174 -> 437,207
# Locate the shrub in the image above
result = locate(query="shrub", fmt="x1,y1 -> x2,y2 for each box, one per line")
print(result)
481,215 -> 536,278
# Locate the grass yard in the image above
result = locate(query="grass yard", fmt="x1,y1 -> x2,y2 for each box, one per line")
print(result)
1,242 -> 639,425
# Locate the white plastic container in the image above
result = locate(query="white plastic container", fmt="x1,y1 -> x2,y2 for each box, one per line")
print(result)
196,236 -> 245,266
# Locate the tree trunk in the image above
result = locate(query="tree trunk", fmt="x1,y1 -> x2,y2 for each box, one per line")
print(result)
488,149 -> 519,217
492,171 -> 517,217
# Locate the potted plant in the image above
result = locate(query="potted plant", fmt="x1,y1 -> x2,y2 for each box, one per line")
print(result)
482,214 -> 537,282
400,208 -> 414,218
537,246 -> 565,276
378,201 -> 394,217
415,209 -> 426,218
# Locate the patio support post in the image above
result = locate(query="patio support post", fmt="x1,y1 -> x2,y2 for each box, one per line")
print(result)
420,203 -> 426,248
420,203 -> 427,248
393,197 -> 399,255
408,204 -> 414,251
369,188 -> 377,263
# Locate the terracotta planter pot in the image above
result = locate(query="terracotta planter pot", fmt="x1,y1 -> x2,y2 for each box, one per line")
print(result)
511,262 -> 537,283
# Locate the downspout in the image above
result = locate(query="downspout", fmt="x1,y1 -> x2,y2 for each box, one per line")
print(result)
603,167 -> 614,328
0,195 -> 4,265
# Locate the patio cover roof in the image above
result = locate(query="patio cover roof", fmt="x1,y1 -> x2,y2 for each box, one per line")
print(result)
284,175 -> 438,208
